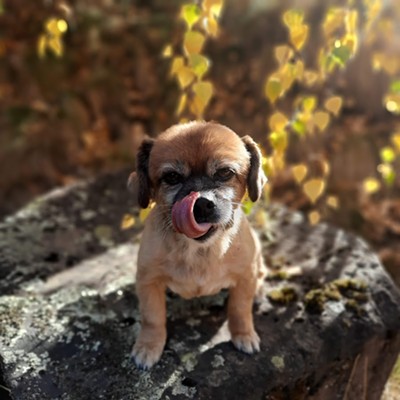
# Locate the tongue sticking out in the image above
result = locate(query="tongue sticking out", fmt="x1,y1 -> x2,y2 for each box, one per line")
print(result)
172,192 -> 212,239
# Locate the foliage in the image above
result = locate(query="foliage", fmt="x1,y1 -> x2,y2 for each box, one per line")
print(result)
163,0 -> 223,120
163,0 -> 400,225
37,18 -> 68,58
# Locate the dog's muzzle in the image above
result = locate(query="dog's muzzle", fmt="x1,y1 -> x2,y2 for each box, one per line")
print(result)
171,192 -> 218,239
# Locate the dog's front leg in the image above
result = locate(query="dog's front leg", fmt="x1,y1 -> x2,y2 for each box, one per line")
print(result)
228,277 -> 260,354
132,280 -> 167,369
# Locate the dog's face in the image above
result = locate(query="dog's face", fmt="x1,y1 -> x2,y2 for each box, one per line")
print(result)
130,122 -> 266,242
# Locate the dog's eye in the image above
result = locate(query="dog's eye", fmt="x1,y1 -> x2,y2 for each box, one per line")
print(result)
215,168 -> 235,181
162,171 -> 183,185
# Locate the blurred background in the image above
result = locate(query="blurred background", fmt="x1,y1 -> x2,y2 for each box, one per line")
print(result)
0,0 -> 400,395
2,0 -> 400,275
1,0 -> 400,268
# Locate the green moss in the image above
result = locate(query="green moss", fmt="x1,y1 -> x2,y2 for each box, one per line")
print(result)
267,270 -> 289,281
304,278 -> 369,314
268,286 -> 297,304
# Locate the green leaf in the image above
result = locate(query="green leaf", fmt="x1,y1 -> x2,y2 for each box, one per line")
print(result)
390,80 -> 400,94
378,163 -> 396,186
292,119 -> 306,136
331,44 -> 352,67
380,146 -> 396,163
188,54 -> 210,79
265,76 -> 282,104
241,197 -> 254,215
180,4 -> 201,29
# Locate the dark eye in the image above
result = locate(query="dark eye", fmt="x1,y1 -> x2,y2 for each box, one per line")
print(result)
162,171 -> 183,185
215,167 -> 235,181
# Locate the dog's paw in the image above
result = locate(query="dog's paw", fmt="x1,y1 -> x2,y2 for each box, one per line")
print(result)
131,340 -> 164,370
231,330 -> 260,354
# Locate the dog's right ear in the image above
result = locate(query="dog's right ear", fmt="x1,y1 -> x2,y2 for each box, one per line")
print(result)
128,138 -> 155,208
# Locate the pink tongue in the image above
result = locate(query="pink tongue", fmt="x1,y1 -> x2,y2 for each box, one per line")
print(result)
172,192 -> 212,239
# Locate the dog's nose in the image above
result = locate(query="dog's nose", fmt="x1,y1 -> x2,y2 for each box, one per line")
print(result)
193,197 -> 216,223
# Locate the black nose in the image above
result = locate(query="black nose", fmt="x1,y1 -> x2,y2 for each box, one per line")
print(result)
193,198 -> 216,223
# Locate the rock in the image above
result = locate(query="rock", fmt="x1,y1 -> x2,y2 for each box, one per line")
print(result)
1,170 -> 400,400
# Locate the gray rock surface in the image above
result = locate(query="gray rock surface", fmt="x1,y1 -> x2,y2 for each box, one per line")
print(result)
1,169 -> 400,400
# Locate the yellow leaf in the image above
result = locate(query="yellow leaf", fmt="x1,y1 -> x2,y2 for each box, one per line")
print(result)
303,178 -> 326,203
191,81 -> 213,117
139,202 -> 155,222
170,56 -> 184,76
190,96 -> 205,118
345,10 -> 358,33
373,53 -> 399,75
204,0 -> 224,17
176,66 -> 195,88
283,9 -> 304,27
193,80 -> 213,105
363,177 -> 380,194
45,18 -> 60,35
180,4 -> 201,29
324,96 -> 342,116
391,133 -> 400,153
269,112 -> 288,132
37,35 -> 47,58
292,164 -> 308,183
205,15 -> 219,36
314,111 -> 330,132
326,195 -> 339,209
302,96 -> 317,112
188,54 -> 210,78
323,8 -> 345,37
269,130 -> 288,153
265,75 -> 282,104
303,70 -> 319,86
308,211 -> 321,225
262,157 -> 274,177
57,19 -> 68,33
290,24 -> 309,51
162,44 -> 173,58
280,64 -> 296,92
380,146 -> 396,163
120,214 -> 135,230
274,45 -> 294,65
48,36 -> 63,57
176,93 -> 187,116
183,31 -> 205,55
384,94 -> 400,114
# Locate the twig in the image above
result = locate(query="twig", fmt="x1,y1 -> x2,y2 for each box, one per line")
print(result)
363,356 -> 369,400
0,384 -> 11,393
344,354 -> 361,400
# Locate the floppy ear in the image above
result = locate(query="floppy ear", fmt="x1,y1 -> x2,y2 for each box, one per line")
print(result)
128,138 -> 155,208
241,135 -> 267,202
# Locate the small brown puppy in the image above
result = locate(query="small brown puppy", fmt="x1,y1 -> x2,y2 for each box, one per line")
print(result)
129,121 -> 267,369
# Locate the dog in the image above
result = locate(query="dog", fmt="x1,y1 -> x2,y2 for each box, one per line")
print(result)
129,121 -> 267,369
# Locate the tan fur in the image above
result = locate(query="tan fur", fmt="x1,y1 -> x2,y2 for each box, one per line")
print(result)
131,121 -> 266,369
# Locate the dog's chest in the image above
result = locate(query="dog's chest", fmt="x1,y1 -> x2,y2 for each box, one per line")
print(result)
164,243 -> 234,299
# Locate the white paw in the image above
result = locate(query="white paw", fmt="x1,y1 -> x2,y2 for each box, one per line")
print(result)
231,331 -> 261,354
131,340 -> 164,370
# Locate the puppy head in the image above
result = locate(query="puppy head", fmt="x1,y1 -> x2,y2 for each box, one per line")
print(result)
131,121 -> 266,241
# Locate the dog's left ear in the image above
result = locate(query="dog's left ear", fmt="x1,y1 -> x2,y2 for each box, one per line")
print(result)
127,138 -> 155,208
242,135 -> 267,202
